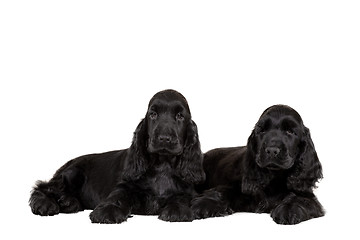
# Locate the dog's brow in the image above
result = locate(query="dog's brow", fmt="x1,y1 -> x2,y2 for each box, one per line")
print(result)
281,118 -> 297,128
149,104 -> 158,111
259,118 -> 271,128
148,100 -> 186,114
173,103 -> 185,112
148,99 -> 167,111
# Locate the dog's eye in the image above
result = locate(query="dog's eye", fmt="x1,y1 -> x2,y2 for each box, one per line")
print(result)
149,112 -> 158,120
286,130 -> 296,135
176,113 -> 184,121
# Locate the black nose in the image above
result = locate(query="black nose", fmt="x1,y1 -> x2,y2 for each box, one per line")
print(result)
265,147 -> 280,157
158,135 -> 172,143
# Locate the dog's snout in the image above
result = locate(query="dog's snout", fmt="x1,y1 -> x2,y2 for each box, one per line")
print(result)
158,135 -> 172,143
265,146 -> 280,157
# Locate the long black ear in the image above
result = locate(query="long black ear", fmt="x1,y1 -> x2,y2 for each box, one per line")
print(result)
287,127 -> 323,193
122,119 -> 148,181
177,120 -> 205,184
241,130 -> 273,196
246,130 -> 257,159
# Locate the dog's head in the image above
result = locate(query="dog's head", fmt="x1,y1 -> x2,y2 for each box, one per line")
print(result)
146,89 -> 191,156
246,105 -> 322,193
123,89 -> 205,184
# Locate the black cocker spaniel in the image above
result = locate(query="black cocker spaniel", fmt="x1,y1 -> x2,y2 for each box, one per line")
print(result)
192,105 -> 324,224
29,89 -> 205,223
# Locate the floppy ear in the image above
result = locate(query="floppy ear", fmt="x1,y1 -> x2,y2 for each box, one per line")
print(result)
287,127 -> 323,193
241,130 -> 274,196
246,130 -> 257,159
122,119 -> 149,181
177,120 -> 205,184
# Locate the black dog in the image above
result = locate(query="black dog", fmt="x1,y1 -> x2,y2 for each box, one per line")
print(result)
29,89 -> 205,223
192,105 -> 324,224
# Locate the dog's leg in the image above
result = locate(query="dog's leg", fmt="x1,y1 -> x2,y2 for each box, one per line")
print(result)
159,194 -> 195,222
29,167 -> 84,216
89,184 -> 133,224
270,192 -> 325,224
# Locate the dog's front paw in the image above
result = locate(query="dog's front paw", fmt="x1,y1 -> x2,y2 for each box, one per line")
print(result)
158,204 -> 194,222
29,190 -> 60,216
58,195 -> 83,213
191,195 -> 233,219
90,204 -> 130,224
271,201 -> 309,225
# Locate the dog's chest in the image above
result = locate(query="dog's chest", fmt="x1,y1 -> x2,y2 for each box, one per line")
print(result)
150,174 -> 176,196
146,165 -> 179,197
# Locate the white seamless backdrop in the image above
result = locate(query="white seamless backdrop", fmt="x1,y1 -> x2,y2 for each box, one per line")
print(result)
1,1 -> 359,239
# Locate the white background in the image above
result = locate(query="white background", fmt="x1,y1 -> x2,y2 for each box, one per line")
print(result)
1,1 -> 359,239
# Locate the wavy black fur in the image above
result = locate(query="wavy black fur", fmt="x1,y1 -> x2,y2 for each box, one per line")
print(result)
192,105 -> 324,224
29,89 -> 205,223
